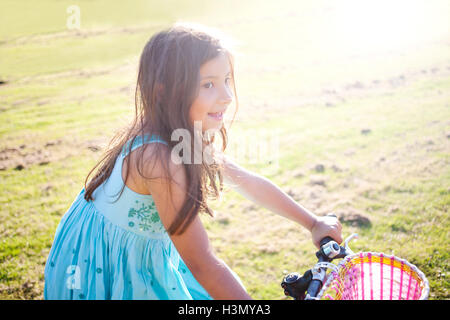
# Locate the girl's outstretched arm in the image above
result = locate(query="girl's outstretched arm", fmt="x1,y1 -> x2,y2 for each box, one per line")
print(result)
143,146 -> 252,300
221,155 -> 343,248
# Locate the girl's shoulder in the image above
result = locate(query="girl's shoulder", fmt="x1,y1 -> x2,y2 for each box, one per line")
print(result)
142,142 -> 168,172
121,140 -> 172,194
139,142 -> 188,200
140,141 -> 186,181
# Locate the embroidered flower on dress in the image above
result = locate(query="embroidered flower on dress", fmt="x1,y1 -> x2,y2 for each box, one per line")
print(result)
127,200 -> 164,234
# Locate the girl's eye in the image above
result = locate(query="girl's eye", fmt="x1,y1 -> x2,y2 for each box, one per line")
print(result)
203,82 -> 213,89
203,78 -> 232,89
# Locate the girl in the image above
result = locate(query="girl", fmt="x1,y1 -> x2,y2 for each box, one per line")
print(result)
44,22 -> 343,300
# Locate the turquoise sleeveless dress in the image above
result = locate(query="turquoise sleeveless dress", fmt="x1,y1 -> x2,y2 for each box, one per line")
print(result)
44,134 -> 245,300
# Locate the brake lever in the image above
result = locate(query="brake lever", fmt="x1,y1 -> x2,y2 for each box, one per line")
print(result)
343,233 -> 358,255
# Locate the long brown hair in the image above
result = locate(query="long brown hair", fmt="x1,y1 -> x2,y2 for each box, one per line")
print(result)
83,22 -> 238,235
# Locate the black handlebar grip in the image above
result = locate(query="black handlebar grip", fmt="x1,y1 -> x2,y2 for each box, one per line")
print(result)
320,236 -> 335,248
306,279 -> 322,299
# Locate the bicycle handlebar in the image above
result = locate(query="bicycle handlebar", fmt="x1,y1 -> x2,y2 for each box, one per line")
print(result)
305,236 -> 343,299
281,232 -> 358,300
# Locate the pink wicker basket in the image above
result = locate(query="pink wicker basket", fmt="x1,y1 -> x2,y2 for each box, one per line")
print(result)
317,252 -> 429,300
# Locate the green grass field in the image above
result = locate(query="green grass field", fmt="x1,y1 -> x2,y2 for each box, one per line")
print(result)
0,0 -> 449,299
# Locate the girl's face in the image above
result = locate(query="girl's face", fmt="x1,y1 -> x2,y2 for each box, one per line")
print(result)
189,52 -> 233,133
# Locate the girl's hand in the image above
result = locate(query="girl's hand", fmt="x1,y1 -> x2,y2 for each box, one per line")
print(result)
310,214 -> 343,249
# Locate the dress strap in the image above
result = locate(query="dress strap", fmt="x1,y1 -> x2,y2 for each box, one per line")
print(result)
121,134 -> 168,158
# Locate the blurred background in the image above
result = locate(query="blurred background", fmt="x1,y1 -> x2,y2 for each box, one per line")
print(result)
0,0 -> 449,299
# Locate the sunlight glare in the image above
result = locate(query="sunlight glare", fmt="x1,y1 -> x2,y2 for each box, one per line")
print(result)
329,0 -> 450,54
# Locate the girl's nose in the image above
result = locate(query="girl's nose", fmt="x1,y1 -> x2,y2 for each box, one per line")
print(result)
219,85 -> 233,105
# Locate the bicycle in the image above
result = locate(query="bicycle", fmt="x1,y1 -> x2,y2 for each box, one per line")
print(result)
281,233 -> 430,300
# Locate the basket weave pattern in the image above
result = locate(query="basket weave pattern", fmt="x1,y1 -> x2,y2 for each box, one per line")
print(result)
319,252 -> 429,300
